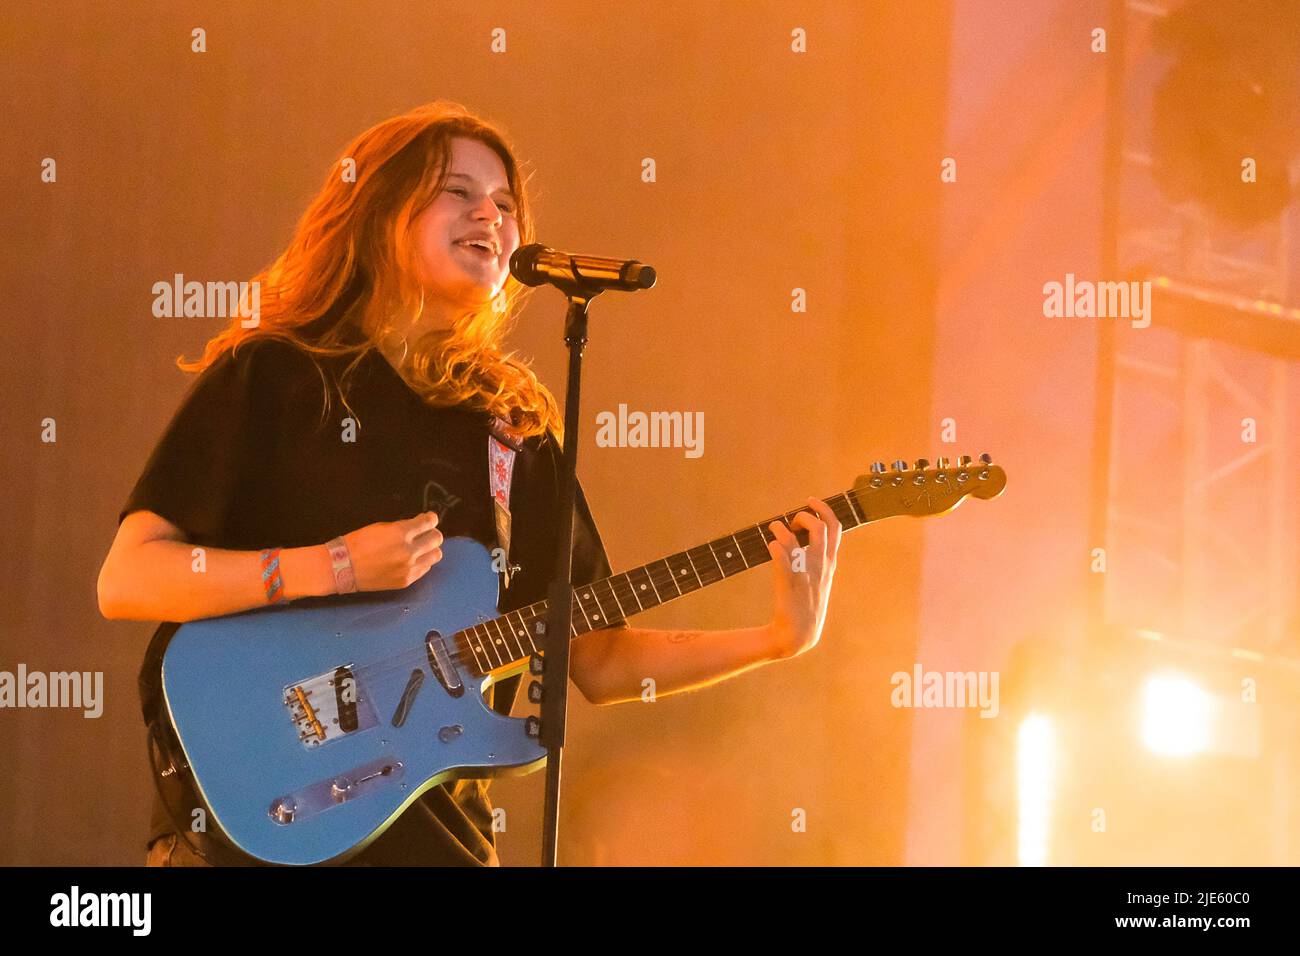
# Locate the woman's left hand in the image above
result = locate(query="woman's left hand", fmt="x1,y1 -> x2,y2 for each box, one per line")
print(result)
765,496 -> 842,660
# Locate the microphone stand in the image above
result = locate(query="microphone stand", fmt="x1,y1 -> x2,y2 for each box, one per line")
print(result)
534,287 -> 599,867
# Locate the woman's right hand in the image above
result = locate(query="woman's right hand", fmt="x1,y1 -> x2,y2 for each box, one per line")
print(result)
343,511 -> 444,592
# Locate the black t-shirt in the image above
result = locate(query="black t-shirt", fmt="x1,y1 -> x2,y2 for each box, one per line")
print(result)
120,335 -> 622,866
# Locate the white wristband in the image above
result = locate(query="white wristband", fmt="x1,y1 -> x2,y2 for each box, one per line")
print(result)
326,536 -> 357,594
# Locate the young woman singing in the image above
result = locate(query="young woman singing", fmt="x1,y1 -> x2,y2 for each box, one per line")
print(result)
97,100 -> 841,866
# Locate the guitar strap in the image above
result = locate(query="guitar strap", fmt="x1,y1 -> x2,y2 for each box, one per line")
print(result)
487,414 -> 523,590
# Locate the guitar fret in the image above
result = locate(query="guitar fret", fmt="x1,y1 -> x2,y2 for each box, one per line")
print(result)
607,576 -> 630,621
497,614 -> 521,662
462,628 -> 492,673
499,616 -> 518,661
622,573 -> 645,612
508,611 -> 533,655
585,581 -> 609,625
655,558 -> 682,597
645,564 -> 666,604
488,619 -> 510,667
480,620 -> 498,666
504,613 -> 525,658
639,571 -> 655,610
628,565 -> 662,608
603,574 -> 634,621
644,561 -> 665,598
590,582 -> 613,629
575,581 -> 606,631
670,553 -> 699,593
707,535 -> 746,576
485,622 -> 505,665
729,533 -> 750,570
528,610 -> 541,648
693,542 -> 725,583
846,489 -> 867,525
684,548 -> 701,586
574,595 -> 595,632
704,539 -> 725,576
572,587 -> 594,632
477,623 -> 503,669
738,528 -> 768,565
465,624 -> 487,669
738,530 -> 759,567
831,492 -> 862,527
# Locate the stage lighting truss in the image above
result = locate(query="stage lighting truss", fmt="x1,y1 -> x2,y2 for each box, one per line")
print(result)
1096,1 -> 1300,661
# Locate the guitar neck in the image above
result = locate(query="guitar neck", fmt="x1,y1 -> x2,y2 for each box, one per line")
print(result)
454,488 -> 865,676
453,454 -> 1006,677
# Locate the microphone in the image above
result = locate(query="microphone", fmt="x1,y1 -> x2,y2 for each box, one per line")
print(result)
509,243 -> 656,293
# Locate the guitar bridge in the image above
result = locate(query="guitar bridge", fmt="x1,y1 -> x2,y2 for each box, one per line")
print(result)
283,665 -> 378,748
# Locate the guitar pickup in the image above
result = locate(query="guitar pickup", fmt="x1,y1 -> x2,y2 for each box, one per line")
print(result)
283,664 -> 379,748
425,630 -> 464,698
334,665 -> 359,732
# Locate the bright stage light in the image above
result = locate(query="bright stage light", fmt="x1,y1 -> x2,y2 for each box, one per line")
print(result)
1141,675 -> 1215,757
1017,714 -> 1055,867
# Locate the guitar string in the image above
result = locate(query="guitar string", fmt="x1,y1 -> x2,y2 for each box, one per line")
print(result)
341,520 -> 791,685
342,535 -> 775,684
326,493 -> 866,694
279,468 -> 994,721
340,494 -> 873,686
341,464 -> 995,689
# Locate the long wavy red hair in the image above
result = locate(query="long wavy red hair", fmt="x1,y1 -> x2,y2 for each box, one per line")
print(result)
179,100 -> 561,441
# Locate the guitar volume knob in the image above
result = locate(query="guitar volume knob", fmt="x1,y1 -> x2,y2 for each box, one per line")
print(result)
270,797 -> 297,825
331,777 -> 356,803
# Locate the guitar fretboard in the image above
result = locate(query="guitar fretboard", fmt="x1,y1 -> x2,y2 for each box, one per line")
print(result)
454,488 -> 867,676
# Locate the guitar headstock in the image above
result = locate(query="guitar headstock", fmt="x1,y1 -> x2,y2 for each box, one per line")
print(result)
851,453 -> 1007,520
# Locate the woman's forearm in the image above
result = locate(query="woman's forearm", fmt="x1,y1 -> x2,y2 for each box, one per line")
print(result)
573,624 -> 786,706
98,539 -> 335,622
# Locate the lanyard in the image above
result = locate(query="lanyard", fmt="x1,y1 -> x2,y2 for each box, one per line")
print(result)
487,415 -> 523,589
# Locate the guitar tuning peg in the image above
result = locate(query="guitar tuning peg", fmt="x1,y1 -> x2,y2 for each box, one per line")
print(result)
979,452 -> 993,464
892,459 -> 908,472
936,457 -> 949,469
914,458 -> 930,470
959,455 -> 972,467
870,461 -> 886,474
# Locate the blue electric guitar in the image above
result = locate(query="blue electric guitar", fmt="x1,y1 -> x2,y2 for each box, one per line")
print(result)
160,454 -> 1007,864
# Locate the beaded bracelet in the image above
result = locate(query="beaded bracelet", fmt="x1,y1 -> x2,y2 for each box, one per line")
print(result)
259,547 -> 286,604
